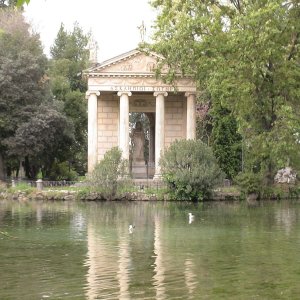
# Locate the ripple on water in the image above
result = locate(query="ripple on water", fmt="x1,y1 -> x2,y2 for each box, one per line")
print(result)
1,201 -> 300,299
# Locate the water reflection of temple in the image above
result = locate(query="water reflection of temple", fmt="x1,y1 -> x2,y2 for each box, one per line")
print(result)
84,208 -> 199,299
85,212 -> 169,299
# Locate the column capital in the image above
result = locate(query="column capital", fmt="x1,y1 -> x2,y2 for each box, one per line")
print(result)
184,92 -> 197,98
85,90 -> 100,99
117,91 -> 132,97
154,92 -> 168,97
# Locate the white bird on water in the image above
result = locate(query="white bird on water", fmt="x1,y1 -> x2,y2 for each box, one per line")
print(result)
188,213 -> 194,224
129,224 -> 135,234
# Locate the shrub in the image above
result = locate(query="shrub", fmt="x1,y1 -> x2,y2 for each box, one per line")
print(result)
160,139 -> 224,201
235,171 -> 263,199
87,147 -> 131,200
49,161 -> 78,181
8,182 -> 35,195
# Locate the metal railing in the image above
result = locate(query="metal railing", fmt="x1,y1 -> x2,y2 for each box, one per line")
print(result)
7,179 -> 78,189
132,180 -> 166,191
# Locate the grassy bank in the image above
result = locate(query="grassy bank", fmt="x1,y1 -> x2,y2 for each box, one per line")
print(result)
1,181 -> 300,202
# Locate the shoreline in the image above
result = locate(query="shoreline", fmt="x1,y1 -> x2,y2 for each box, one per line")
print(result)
0,188 -> 241,202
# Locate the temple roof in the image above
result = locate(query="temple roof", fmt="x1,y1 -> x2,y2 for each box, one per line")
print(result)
85,49 -> 165,77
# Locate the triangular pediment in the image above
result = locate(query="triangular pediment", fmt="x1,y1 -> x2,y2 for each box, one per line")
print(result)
86,49 -> 165,75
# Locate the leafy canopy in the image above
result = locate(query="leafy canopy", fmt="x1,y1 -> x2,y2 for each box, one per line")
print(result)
0,9 -> 75,178
49,23 -> 90,175
149,0 -> 300,183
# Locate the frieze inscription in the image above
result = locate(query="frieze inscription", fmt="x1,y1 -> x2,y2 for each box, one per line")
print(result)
110,86 -> 175,92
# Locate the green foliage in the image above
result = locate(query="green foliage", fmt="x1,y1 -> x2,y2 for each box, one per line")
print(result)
0,9 -> 76,178
36,170 -> 43,180
0,9 -> 47,142
50,23 -> 89,92
16,0 -> 28,7
144,186 -> 168,201
235,172 -> 263,198
211,104 -> 242,179
49,23 -> 90,175
49,161 -> 78,181
4,103 -> 75,171
8,182 -> 35,194
148,0 -> 300,187
87,147 -> 131,200
160,139 -> 223,201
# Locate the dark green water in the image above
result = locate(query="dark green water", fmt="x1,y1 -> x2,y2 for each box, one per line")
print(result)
1,200 -> 300,299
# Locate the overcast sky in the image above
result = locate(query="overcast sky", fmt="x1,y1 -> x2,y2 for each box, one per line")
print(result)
24,0 -> 157,62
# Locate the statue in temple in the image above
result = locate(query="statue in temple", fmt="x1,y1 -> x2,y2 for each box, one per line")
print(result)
132,121 -> 145,163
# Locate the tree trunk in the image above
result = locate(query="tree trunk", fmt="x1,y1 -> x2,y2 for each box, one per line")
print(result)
24,156 -> 30,178
0,153 -> 5,180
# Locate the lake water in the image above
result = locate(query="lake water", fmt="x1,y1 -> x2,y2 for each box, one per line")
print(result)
1,200 -> 300,299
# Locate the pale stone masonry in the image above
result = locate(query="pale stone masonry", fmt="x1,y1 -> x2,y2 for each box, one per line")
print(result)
97,95 -> 119,161
84,49 -> 197,177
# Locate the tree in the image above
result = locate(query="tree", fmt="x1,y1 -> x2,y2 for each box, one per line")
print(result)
211,103 -> 242,180
0,9 -> 75,179
0,8 -> 48,177
148,0 -> 300,186
160,139 -> 223,201
49,23 -> 90,175
4,103 -> 74,178
50,23 -> 89,92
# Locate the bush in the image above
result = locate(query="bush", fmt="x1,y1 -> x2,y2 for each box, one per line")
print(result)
49,161 -> 78,181
87,147 -> 131,200
160,139 -> 224,201
8,182 -> 35,195
235,171 -> 263,198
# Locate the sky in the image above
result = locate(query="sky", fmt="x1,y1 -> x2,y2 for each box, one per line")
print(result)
24,0 -> 157,62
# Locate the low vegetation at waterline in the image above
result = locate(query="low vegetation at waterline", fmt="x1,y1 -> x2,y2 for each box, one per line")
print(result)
1,142 -> 300,201
1,179 -> 300,202
160,140 -> 224,201
85,147 -> 133,200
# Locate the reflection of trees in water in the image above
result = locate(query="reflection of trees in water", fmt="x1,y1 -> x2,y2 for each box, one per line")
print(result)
275,208 -> 297,235
153,214 -> 166,300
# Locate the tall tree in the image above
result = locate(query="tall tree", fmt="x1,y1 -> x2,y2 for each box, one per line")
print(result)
0,8 -> 47,178
49,23 -> 90,175
210,104 -> 242,180
0,9 -> 75,178
148,0 -> 300,184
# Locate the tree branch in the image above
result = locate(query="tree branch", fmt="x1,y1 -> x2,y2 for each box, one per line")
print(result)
287,32 -> 299,61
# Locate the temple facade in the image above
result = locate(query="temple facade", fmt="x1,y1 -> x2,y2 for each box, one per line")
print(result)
84,49 -> 197,178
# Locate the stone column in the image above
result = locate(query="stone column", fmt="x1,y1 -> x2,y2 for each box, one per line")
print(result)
118,91 -> 132,160
154,92 -> 167,179
86,90 -> 100,173
185,92 -> 197,140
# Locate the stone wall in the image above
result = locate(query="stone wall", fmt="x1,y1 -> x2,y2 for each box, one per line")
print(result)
165,96 -> 186,148
97,95 -> 119,161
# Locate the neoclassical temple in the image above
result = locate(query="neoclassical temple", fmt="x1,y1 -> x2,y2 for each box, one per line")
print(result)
85,49 -> 196,178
